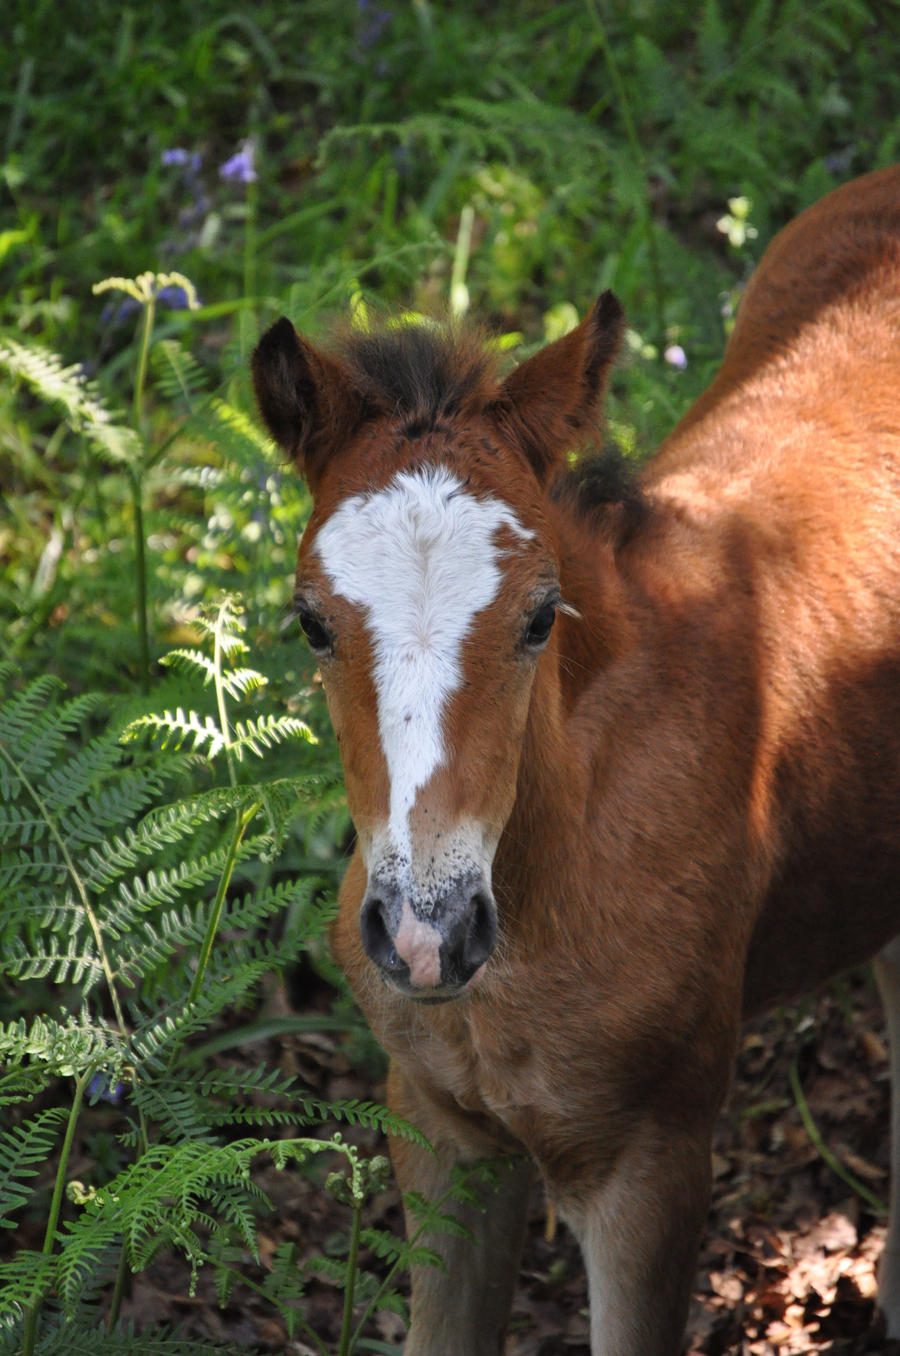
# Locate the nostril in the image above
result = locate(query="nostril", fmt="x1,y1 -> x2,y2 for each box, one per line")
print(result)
463,890 -> 497,971
360,895 -> 402,972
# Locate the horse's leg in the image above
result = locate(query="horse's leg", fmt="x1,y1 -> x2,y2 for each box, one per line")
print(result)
558,1121 -> 714,1356
387,1065 -> 532,1356
874,933 -> 900,1336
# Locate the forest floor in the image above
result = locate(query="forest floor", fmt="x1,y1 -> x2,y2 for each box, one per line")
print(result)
108,966 -> 899,1354
6,966 -> 891,1352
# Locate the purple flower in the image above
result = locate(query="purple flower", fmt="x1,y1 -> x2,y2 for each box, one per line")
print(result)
664,344 -> 688,370
88,1073 -> 125,1105
220,141 -> 257,184
99,283 -> 200,326
99,296 -> 140,325
357,0 -> 394,51
824,145 -> 856,175
162,148 -> 203,175
157,283 -> 199,310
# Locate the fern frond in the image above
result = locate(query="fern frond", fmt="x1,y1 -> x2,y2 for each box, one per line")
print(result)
0,1250 -> 56,1316
220,667 -> 269,700
128,958 -> 273,1074
360,1227 -> 439,1274
159,651 -> 270,705
0,1016 -> 118,1079
0,682 -> 104,787
123,707 -> 226,757
1,938 -> 106,989
107,848 -> 238,931
119,873 -> 324,984
207,396 -> 273,461
403,1190 -> 474,1240
189,599 -> 248,652
80,788 -> 244,886
159,648 -> 217,686
0,1066 -> 51,1109
0,335 -> 141,465
33,1319 -> 245,1355
59,1140 -> 274,1283
0,1108 -> 68,1226
230,714 -> 315,759
151,339 -> 209,410
38,738 -> 164,821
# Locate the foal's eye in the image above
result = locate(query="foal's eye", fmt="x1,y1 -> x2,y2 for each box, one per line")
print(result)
524,601 -> 557,649
297,608 -> 332,655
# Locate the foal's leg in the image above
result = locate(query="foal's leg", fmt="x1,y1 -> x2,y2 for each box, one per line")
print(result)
387,1066 -> 532,1355
874,933 -> 900,1337
559,1121 -> 714,1356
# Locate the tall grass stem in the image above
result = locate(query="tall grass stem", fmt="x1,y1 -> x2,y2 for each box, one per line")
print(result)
338,1201 -> 363,1356
188,802 -> 259,1004
22,1070 -> 91,1356
130,297 -> 155,692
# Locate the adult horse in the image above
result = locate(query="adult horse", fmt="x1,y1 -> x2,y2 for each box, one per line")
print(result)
252,165 -> 900,1354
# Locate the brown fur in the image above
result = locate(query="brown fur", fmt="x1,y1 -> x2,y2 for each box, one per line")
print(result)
252,167 -> 900,1355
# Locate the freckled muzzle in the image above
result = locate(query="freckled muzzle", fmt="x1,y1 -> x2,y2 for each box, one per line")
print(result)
359,871 -> 497,996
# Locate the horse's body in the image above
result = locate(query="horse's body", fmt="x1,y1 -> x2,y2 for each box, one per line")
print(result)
253,166 -> 900,1354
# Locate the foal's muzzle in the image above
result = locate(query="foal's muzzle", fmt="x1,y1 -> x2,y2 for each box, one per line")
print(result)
359,871 -> 497,997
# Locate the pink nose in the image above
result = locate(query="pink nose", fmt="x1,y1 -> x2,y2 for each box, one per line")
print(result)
359,874 -> 497,993
393,911 -> 443,988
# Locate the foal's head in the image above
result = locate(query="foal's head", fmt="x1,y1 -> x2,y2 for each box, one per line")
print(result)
253,295 -> 623,999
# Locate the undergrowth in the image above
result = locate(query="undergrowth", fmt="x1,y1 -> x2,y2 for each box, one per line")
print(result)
0,601 -> 470,1355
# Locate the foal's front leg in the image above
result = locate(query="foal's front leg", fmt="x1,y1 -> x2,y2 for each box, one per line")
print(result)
387,1065 -> 532,1356
559,1120 -> 714,1356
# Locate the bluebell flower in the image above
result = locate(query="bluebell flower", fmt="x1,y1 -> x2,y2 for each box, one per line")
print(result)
100,296 -> 141,325
88,1073 -> 125,1105
157,283 -> 199,310
162,148 -> 203,175
220,140 -> 257,184
824,146 -> 856,175
99,282 -> 200,325
357,0 -> 394,51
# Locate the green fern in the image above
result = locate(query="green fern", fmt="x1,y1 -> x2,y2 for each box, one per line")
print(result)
0,597 -> 432,1354
0,602 -> 392,1350
0,336 -> 141,467
151,339 -> 209,411
0,1111 -> 68,1228
0,1313 -> 247,1356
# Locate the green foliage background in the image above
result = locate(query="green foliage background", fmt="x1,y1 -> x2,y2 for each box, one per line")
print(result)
1,0 -> 898,1351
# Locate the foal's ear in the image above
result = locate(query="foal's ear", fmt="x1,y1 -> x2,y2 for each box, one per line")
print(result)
490,291 -> 624,483
252,317 -> 364,480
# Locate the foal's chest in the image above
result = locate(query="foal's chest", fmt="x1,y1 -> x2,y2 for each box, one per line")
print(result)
382,994 -> 554,1151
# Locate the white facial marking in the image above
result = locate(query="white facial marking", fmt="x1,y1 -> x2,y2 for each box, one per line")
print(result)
315,466 -> 531,858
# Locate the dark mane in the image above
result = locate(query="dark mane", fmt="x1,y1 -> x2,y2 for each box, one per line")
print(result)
550,443 -> 648,543
333,322 -> 501,438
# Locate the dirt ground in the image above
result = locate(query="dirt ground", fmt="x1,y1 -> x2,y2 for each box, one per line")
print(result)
116,965 -> 899,1354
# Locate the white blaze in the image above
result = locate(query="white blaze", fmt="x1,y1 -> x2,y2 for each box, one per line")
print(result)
315,466 -> 531,858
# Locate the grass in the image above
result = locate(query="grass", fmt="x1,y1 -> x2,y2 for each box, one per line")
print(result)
4,0 -> 898,691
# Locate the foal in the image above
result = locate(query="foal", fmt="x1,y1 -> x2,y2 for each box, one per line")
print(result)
252,165 -> 900,1354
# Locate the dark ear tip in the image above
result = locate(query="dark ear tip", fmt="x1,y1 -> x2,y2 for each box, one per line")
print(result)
252,316 -> 301,369
594,289 -> 625,331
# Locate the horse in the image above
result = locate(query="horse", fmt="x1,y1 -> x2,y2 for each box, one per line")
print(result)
251,164 -> 900,1354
